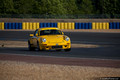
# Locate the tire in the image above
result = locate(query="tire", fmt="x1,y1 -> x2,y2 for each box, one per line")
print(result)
56,49 -> 62,51
64,48 -> 71,52
28,41 -> 35,51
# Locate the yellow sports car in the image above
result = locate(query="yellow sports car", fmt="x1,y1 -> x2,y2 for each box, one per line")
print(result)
28,27 -> 71,51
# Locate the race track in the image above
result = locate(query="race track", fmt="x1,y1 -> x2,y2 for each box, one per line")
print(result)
0,31 -> 120,60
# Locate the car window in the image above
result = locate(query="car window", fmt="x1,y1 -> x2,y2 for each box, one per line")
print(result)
34,29 -> 38,36
40,30 -> 62,36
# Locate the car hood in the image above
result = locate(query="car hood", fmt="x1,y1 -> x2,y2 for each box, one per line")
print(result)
41,35 -> 64,43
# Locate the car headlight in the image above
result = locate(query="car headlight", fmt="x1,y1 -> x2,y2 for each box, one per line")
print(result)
42,38 -> 46,42
65,37 -> 69,41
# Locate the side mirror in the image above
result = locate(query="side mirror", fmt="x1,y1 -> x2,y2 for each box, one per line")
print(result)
62,32 -> 64,35
29,34 -> 34,37
36,33 -> 38,36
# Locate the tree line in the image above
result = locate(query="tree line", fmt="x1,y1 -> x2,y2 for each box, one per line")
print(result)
0,0 -> 120,18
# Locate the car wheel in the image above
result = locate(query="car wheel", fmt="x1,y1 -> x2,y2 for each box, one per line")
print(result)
64,48 -> 71,52
56,49 -> 61,51
28,41 -> 35,51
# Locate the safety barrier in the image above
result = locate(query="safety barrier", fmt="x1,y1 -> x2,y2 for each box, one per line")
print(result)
57,22 -> 75,29
109,22 -> 120,29
1,22 -> 120,30
4,23 -> 22,29
75,23 -> 92,29
0,22 -> 4,30
22,22 -> 39,30
92,22 -> 109,29
40,23 -> 57,28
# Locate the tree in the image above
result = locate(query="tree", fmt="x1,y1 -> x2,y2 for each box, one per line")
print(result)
96,0 -> 119,18
76,0 -> 94,14
0,0 -> 15,14
39,0 -> 67,15
60,0 -> 78,14
14,0 -> 36,14
0,0 -> 120,18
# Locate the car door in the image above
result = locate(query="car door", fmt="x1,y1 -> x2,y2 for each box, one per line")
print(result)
31,29 -> 39,47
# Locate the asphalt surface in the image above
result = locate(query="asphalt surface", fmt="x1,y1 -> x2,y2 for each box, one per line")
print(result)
0,31 -> 120,60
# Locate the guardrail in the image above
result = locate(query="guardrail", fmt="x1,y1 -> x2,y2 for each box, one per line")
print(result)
58,22 -> 74,29
4,23 -> 22,29
109,22 -> 120,29
22,22 -> 39,30
40,23 -> 57,28
75,23 -> 92,29
0,22 -> 120,30
92,22 -> 109,29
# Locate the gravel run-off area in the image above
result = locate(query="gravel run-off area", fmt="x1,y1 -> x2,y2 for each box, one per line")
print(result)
0,61 -> 120,80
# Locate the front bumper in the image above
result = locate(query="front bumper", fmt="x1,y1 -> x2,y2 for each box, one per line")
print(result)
40,42 -> 71,50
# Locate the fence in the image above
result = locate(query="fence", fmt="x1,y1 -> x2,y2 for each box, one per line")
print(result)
0,14 -> 120,19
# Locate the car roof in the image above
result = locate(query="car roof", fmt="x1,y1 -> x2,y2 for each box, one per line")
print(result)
39,27 -> 59,30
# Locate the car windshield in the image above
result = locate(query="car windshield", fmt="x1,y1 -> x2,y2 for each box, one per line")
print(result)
40,30 -> 62,36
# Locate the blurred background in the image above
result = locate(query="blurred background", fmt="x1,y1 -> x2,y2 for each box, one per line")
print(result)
0,0 -> 120,19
